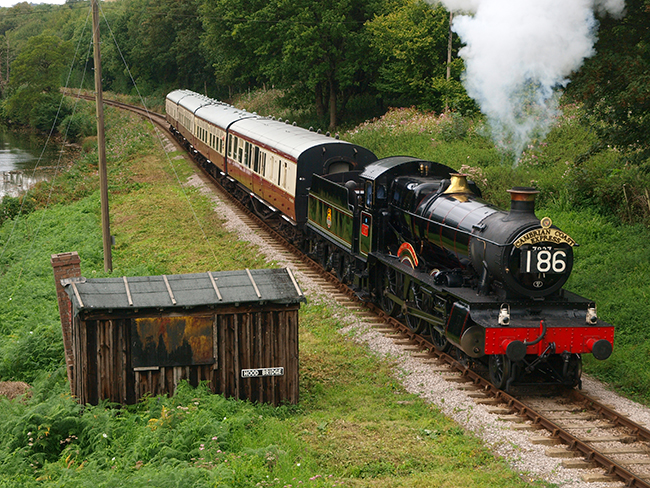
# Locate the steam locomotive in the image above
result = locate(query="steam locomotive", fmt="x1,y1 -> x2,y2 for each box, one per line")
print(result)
166,90 -> 614,390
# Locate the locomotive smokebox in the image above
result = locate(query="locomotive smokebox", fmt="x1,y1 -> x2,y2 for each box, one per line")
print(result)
468,184 -> 574,298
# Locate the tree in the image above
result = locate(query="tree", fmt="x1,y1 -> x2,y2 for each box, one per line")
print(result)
567,0 -> 650,163
201,0 -> 382,128
4,32 -> 72,130
367,0 -> 473,113
199,0 -> 269,96
276,0 -> 381,128
101,0 -> 213,96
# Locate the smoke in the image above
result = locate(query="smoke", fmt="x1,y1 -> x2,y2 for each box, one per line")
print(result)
428,0 -> 625,163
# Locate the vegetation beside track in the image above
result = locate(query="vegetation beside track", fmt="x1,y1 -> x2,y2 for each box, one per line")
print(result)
0,101 -> 544,487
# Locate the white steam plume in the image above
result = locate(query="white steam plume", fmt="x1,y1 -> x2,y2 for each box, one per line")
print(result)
428,0 -> 625,163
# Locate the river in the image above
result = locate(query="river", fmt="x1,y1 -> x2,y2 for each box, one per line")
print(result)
0,128 -> 60,199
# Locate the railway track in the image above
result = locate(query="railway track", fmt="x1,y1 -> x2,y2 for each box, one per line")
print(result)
95,94 -> 650,487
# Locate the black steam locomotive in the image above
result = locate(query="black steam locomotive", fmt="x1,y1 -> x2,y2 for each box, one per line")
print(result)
166,90 -> 614,390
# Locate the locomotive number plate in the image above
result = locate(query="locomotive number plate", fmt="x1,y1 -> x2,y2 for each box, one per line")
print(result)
241,367 -> 284,378
520,248 -> 567,274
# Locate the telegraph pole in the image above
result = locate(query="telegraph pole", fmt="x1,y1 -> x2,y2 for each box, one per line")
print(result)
92,0 -> 112,272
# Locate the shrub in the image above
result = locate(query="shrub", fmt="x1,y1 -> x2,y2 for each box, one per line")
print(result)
0,195 -> 35,224
28,93 -> 71,133
59,111 -> 97,143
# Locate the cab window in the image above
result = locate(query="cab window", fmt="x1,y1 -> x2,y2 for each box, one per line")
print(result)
365,181 -> 373,207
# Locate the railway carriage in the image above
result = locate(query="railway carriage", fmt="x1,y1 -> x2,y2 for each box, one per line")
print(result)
166,89 -> 615,390
166,90 -> 377,237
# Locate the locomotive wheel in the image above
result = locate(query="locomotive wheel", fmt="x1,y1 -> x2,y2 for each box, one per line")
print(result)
318,243 -> 330,270
455,348 -> 470,368
381,267 -> 398,316
336,254 -> 353,285
489,354 -> 512,390
430,325 -> 450,353
306,237 -> 320,262
324,248 -> 339,274
405,283 -> 426,334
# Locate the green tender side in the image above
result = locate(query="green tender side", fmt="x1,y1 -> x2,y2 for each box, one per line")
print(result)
308,175 -> 355,252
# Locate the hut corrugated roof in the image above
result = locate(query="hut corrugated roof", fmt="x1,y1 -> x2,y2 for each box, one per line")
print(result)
63,268 -> 304,314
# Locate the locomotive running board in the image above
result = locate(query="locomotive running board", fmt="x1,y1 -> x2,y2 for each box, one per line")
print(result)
372,253 -> 447,328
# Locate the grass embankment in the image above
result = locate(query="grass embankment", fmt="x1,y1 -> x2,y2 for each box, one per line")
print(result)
0,105 -> 539,487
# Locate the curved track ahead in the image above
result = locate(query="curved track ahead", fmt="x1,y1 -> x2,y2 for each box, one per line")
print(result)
90,94 -> 650,487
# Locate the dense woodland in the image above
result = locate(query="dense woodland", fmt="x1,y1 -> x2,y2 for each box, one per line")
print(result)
0,0 -> 646,143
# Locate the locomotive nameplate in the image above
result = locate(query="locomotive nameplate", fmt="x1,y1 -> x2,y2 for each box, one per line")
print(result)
241,367 -> 284,378
514,227 -> 576,248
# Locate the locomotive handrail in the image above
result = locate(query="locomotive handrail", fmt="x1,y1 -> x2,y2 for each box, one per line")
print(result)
395,205 -> 506,247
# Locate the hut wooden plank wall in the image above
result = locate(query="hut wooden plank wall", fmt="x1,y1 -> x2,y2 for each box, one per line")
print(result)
59,267 -> 304,406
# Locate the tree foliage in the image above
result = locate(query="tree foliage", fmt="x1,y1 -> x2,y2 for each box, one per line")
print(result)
0,0 -> 464,129
367,0 -> 473,113
201,0 -> 384,128
567,0 -> 650,163
101,0 -> 214,96
4,32 -> 72,129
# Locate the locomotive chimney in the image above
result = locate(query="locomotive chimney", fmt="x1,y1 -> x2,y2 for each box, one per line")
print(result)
507,187 -> 539,215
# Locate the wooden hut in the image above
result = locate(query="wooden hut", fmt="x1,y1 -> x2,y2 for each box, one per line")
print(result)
52,253 -> 304,406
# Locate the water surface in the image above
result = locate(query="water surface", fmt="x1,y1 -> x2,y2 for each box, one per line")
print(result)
0,128 -> 60,198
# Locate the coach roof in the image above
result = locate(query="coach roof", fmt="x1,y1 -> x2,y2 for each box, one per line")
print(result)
169,90 -> 353,161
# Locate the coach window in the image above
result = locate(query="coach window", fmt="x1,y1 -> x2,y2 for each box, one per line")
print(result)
228,136 -> 232,158
376,184 -> 386,202
282,161 -> 289,188
260,153 -> 266,176
253,147 -> 260,173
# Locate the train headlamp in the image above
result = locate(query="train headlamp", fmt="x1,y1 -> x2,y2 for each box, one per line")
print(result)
586,303 -> 597,325
498,303 -> 510,326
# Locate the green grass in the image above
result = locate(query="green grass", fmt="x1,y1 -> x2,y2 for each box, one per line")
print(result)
0,101 -> 545,487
